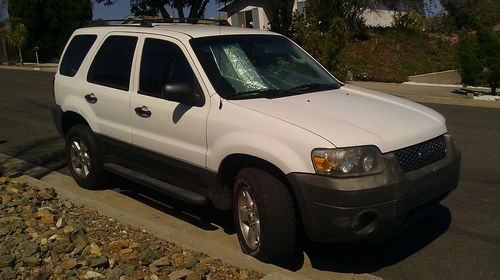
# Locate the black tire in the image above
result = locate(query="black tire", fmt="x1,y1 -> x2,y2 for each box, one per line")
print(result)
232,167 -> 296,262
65,124 -> 108,189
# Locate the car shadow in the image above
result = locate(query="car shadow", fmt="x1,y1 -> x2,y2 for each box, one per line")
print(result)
108,176 -> 235,234
289,204 -> 451,273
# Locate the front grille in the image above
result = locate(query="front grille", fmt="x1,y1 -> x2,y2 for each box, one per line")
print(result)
394,135 -> 447,173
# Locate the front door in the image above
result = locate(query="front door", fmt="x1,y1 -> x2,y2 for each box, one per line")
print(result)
129,35 -> 210,188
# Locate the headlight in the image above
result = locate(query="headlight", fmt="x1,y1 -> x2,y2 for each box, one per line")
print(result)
311,146 -> 384,177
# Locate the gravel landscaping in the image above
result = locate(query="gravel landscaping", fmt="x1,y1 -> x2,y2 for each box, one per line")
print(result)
0,177 -> 263,280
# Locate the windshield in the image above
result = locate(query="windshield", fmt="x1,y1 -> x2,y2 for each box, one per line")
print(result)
190,35 -> 340,99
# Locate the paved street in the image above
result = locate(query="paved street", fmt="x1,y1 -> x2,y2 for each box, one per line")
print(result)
1,68 -> 499,280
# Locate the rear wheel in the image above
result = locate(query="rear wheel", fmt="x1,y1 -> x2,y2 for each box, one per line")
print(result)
65,124 -> 107,189
233,168 -> 296,262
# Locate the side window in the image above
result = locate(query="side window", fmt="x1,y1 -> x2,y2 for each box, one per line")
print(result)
139,38 -> 199,98
59,35 -> 97,77
87,35 -> 138,91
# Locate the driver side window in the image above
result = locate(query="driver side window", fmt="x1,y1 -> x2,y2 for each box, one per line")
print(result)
139,38 -> 198,98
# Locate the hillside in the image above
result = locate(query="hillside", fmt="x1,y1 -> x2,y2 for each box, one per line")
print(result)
340,29 -> 458,83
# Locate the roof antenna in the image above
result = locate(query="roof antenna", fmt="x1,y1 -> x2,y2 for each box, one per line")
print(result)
218,0 -> 224,110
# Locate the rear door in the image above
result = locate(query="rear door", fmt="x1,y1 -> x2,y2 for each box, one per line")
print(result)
85,33 -> 139,143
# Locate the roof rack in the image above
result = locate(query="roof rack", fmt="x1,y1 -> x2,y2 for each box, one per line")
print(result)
87,18 -> 230,27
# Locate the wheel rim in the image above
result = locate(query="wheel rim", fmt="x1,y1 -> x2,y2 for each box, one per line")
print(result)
237,183 -> 261,250
69,137 -> 91,178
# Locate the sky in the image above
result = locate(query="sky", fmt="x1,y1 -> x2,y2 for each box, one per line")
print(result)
92,0 -> 224,20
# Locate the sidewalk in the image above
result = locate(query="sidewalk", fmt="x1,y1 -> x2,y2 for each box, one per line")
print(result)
0,62 -> 58,72
349,81 -> 500,109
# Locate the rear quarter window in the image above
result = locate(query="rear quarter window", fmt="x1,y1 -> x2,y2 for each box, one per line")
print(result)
59,35 -> 97,77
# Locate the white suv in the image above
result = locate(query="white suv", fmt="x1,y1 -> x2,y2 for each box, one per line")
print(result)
52,20 -> 460,261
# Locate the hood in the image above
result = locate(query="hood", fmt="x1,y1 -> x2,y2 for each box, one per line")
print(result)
228,85 -> 447,153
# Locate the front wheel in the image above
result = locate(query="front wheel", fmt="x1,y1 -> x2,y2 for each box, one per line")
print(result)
233,168 -> 296,262
65,124 -> 107,189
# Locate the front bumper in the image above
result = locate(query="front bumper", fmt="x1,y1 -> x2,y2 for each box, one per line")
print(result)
288,134 -> 461,242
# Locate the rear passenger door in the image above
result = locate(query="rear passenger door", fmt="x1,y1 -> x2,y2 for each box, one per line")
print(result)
129,35 -> 209,188
85,33 -> 139,143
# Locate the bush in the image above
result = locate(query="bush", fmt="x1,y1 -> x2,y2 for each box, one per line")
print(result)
393,11 -> 425,33
455,34 -> 483,86
455,26 -> 500,94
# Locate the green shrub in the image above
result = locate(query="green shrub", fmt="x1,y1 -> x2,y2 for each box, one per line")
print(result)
455,26 -> 500,94
393,11 -> 425,33
455,34 -> 483,85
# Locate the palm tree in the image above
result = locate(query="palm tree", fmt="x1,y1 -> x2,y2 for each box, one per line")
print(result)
8,23 -> 27,65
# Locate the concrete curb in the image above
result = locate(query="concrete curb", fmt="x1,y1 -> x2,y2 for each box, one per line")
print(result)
403,81 -> 491,90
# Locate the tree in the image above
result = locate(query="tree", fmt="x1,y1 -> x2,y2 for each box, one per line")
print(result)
0,22 -> 8,63
96,0 -> 211,19
7,23 -> 27,64
8,0 -> 92,62
307,0 -> 424,32
441,0 -> 500,30
292,16 -> 348,80
456,35 -> 483,86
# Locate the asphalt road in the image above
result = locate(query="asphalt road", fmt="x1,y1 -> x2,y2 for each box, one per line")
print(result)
1,68 -> 499,280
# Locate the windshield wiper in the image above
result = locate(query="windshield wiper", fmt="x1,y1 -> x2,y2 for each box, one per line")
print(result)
224,88 -> 290,100
288,83 -> 340,93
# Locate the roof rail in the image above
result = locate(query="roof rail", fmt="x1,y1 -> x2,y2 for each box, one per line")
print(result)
87,18 -> 230,27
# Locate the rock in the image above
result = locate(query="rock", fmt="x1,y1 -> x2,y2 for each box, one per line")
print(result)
1,267 -> 15,279
63,226 -> 74,234
21,253 -> 41,267
105,267 -> 123,280
52,237 -> 75,254
1,194 -> 11,204
89,243 -> 102,256
193,263 -> 209,277
172,256 -> 184,268
149,275 -> 160,280
186,271 -> 202,280
17,240 -> 39,257
62,258 -> 78,270
119,248 -> 138,263
168,269 -> 193,280
148,265 -> 158,273
129,242 -> 141,250
40,238 -> 48,246
150,256 -> 170,268
184,254 -> 198,269
84,271 -> 106,279
56,217 -> 64,228
34,211 -> 55,225
62,200 -> 73,209
71,233 -> 88,256
119,276 -> 133,280
119,264 -> 135,276
64,269 -> 77,277
0,254 -> 14,268
139,247 -> 154,265
37,189 -> 54,201
90,256 -> 109,268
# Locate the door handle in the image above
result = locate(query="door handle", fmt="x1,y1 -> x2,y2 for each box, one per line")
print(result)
84,93 -> 97,104
135,106 -> 152,118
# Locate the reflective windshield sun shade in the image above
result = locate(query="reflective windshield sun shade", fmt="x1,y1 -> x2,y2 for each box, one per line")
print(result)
210,43 -> 268,92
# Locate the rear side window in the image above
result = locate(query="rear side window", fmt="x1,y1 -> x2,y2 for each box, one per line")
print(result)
139,38 -> 198,98
87,35 -> 138,91
59,35 -> 97,77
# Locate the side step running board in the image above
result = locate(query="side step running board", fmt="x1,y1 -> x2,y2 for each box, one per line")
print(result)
103,163 -> 207,206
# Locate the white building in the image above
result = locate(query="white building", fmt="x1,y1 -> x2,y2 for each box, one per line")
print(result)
220,0 -> 423,30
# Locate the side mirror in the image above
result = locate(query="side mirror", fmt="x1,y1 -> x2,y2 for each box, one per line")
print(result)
161,83 -> 204,107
